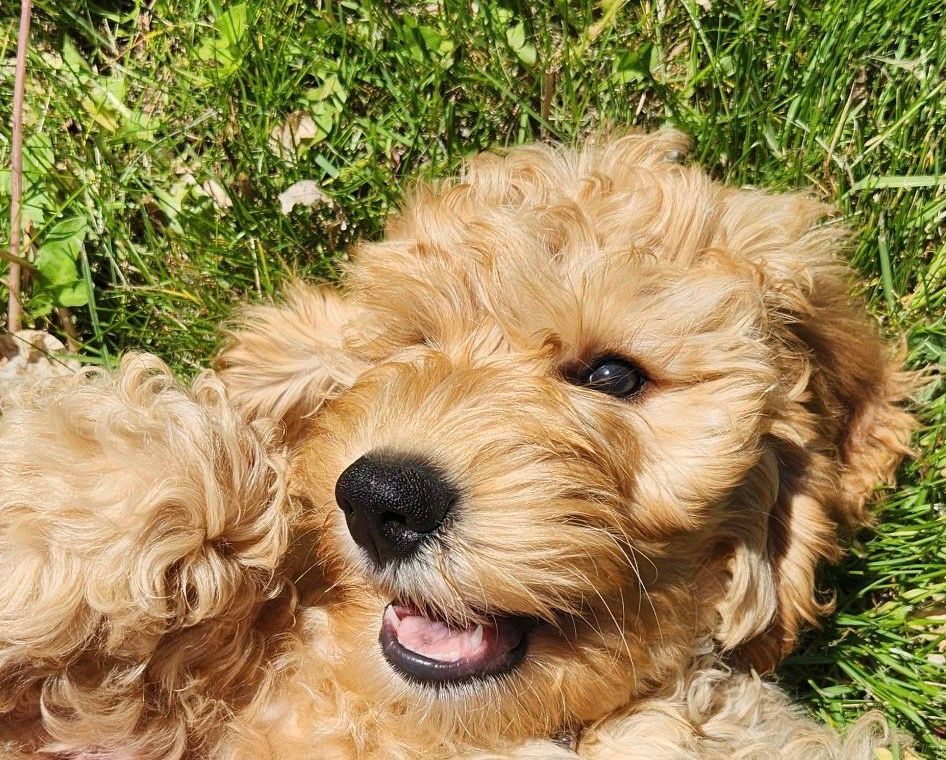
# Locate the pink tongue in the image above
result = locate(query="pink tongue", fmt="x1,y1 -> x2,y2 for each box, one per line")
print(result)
386,606 -> 488,662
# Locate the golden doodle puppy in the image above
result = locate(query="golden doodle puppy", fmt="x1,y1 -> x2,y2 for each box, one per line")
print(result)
0,131 -> 916,759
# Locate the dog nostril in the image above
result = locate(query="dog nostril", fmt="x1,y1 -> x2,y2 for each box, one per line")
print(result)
380,519 -> 423,553
334,452 -> 458,566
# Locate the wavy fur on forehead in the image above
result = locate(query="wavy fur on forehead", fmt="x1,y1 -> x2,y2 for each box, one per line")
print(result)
1,130 -> 918,758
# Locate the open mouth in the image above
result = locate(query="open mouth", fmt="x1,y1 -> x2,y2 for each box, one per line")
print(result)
379,602 -> 532,685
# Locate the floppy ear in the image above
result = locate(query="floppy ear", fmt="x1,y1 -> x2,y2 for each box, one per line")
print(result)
712,191 -> 916,671
215,282 -> 365,443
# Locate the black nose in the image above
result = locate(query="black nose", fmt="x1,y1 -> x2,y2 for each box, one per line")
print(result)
335,452 -> 458,566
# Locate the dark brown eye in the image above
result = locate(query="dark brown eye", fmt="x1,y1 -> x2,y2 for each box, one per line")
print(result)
574,356 -> 646,398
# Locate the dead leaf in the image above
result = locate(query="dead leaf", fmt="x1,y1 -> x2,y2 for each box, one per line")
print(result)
198,179 -> 233,210
269,111 -> 320,159
0,330 -> 81,409
278,180 -> 331,214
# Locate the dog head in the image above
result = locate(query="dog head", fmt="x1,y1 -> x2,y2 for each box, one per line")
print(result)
217,131 -> 913,740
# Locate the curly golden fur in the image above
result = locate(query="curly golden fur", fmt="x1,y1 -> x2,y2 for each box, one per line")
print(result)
0,131 -> 916,758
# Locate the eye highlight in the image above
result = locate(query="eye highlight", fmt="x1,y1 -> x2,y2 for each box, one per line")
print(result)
569,356 -> 647,399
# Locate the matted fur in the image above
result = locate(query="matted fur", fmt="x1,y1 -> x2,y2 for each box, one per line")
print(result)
0,132 -> 916,758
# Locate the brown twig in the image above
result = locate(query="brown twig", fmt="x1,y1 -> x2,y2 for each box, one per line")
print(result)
55,306 -> 80,353
7,0 -> 33,334
540,71 -> 555,130
0,248 -> 37,272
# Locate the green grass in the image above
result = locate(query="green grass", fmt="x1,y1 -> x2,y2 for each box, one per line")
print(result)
1,0 -> 944,755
